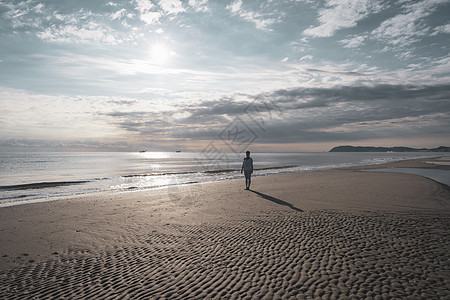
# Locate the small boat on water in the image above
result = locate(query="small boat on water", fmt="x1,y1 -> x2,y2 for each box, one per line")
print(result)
139,150 -> 147,153
175,150 -> 181,153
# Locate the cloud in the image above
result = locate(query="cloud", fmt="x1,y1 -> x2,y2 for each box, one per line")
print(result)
133,0 -> 185,24
159,0 -> 185,15
261,84 -> 449,144
1,0 -> 448,151
139,11 -> 162,24
103,110 -> 191,139
259,85 -> 450,136
101,83 -> 450,147
110,8 -> 127,20
0,2 -> 132,44
304,0 -> 383,37
185,97 -> 247,119
0,139 -> 132,151
107,99 -> 137,106
2,79 -> 449,150
134,0 -> 162,24
1,0 -> 44,30
188,0 -> 209,12
0,87 -> 127,141
226,0 -> 279,31
33,3 -> 44,14
432,23 -> 450,35
371,0 -> 448,47
134,0 -> 155,13
37,21 -> 123,45
340,35 -> 366,48
304,68 -> 367,77
174,84 -> 450,144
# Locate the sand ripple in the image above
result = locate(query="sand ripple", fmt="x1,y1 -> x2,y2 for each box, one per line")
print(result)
1,210 -> 449,299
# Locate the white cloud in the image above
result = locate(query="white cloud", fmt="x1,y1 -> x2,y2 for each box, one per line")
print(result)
139,11 -> 162,24
33,3 -> 44,14
2,0 -> 45,29
372,10 -> 425,46
159,0 -> 185,15
432,23 -> 450,35
1,3 -> 131,44
37,21 -> 123,45
227,0 -> 242,14
371,0 -> 447,47
53,12 -> 77,23
110,8 -> 127,20
0,86 -> 127,141
138,87 -> 173,94
304,0 -> 382,37
300,55 -> 313,60
188,0 -> 209,12
340,35 -> 366,48
135,0 -> 155,13
299,38 -> 309,43
134,0 -> 162,24
226,0 -> 278,31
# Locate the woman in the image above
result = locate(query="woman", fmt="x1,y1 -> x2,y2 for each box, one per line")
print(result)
240,151 -> 253,190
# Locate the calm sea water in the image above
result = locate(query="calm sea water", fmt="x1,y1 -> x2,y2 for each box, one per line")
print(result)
0,151 -> 445,207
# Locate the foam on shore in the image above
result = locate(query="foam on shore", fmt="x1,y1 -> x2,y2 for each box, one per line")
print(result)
364,168 -> 450,186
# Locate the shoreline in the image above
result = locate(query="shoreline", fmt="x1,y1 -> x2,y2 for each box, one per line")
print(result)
1,154 -> 449,209
350,156 -> 450,187
1,157 -> 449,298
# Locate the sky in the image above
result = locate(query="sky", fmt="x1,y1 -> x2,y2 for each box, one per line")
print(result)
0,0 -> 449,152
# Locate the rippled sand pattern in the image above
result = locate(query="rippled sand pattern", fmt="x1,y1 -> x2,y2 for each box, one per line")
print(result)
1,210 -> 449,299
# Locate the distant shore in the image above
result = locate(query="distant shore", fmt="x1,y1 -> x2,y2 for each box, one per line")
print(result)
330,145 -> 450,152
1,157 -> 449,298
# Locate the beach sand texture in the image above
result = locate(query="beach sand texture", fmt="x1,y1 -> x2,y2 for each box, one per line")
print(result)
1,158 -> 449,299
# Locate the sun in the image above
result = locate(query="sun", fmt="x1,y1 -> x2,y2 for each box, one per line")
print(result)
151,43 -> 171,64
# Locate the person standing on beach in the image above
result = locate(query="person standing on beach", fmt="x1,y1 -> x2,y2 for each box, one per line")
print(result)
241,151 -> 253,190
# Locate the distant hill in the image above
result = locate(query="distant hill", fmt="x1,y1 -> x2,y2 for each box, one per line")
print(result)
329,146 -> 450,152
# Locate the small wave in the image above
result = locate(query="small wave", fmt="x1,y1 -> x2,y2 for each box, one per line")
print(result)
201,165 -> 298,174
0,194 -> 36,201
120,165 -> 298,178
0,180 -> 90,191
204,169 -> 237,174
122,171 -> 197,178
115,181 -> 200,191
255,165 -> 297,171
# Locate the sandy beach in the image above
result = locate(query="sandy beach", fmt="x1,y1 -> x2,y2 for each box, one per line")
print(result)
1,157 -> 449,299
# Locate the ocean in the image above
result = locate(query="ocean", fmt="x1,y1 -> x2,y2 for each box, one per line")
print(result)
0,151 -> 446,207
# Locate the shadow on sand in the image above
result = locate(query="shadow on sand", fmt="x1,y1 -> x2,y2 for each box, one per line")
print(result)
249,190 -> 303,212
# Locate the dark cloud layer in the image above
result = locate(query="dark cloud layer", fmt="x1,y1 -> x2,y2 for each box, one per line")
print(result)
104,84 -> 450,146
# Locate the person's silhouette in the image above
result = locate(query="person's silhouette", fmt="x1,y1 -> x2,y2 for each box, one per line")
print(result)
240,151 -> 253,190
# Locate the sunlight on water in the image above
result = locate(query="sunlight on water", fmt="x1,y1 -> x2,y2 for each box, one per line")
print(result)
110,174 -> 175,190
136,152 -> 170,159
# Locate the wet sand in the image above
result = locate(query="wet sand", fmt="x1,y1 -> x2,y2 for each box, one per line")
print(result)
1,157 -> 449,299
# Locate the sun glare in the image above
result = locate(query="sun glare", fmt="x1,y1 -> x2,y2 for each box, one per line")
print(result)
151,43 -> 171,64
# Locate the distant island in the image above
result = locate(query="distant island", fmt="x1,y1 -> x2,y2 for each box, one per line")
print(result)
329,146 -> 450,152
